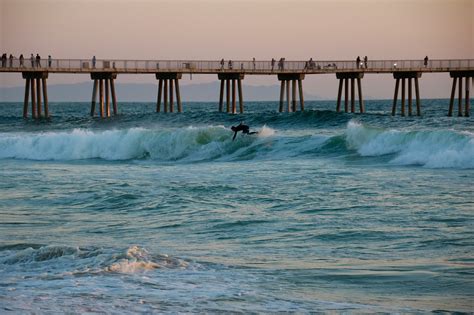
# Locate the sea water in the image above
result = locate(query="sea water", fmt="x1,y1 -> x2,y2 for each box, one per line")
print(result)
0,100 -> 473,313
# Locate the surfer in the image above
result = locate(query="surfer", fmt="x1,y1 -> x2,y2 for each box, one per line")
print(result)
231,122 -> 258,141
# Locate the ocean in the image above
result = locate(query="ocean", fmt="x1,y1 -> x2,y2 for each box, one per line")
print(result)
0,100 -> 473,313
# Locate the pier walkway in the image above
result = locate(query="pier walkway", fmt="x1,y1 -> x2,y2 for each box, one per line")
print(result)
1,58 -> 473,118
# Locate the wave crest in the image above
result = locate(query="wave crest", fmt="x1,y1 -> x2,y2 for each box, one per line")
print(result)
345,121 -> 474,168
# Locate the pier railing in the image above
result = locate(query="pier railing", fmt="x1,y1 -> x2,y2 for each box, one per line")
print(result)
2,58 -> 473,73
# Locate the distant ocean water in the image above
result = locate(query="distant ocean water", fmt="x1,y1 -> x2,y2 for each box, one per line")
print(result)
0,100 -> 473,313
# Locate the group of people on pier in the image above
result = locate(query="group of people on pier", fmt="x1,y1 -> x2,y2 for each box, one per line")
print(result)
356,56 -> 369,69
1,53 -> 52,68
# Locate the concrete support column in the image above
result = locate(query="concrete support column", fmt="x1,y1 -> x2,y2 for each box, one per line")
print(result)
350,78 -> 355,113
286,79 -> 290,112
111,78 -> 117,116
466,76 -> 470,117
31,78 -> 37,119
357,78 -> 364,113
232,79 -> 236,114
298,79 -> 305,111
415,77 -> 421,116
99,79 -> 105,118
408,78 -> 412,116
392,78 -> 400,116
105,78 -> 110,117
279,80 -> 285,113
292,80 -> 297,112
91,79 -> 98,116
226,79 -> 230,113
36,77 -> 42,118
238,78 -> 244,113
42,78 -> 49,118
336,79 -> 343,112
175,79 -> 182,113
23,78 -> 30,118
458,77 -> 463,117
401,78 -> 405,117
163,79 -> 168,113
448,77 -> 457,116
219,79 -> 224,112
344,78 -> 349,113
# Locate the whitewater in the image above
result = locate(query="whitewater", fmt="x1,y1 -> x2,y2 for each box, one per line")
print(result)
0,100 -> 473,313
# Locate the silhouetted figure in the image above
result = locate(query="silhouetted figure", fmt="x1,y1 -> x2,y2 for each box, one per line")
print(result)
356,56 -> 361,69
92,55 -> 96,68
424,56 -> 428,67
271,58 -> 275,71
231,122 -> 258,141
1,53 -> 6,67
253,57 -> 256,70
19,54 -> 24,67
36,54 -> 41,68
48,55 -> 52,67
220,58 -> 224,70
228,60 -> 233,70
9,54 -> 14,67
364,56 -> 368,68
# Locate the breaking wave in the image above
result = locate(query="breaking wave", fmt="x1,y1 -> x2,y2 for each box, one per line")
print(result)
0,244 -> 189,274
0,122 -> 472,168
345,121 -> 474,168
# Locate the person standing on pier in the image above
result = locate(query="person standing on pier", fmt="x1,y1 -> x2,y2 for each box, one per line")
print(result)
19,54 -> 24,67
356,56 -> 361,69
48,55 -> 52,67
36,54 -> 41,68
271,58 -> 275,72
228,60 -> 233,70
220,58 -> 224,70
92,55 -> 96,68
424,56 -> 429,67
253,57 -> 256,70
9,54 -> 14,67
364,56 -> 368,68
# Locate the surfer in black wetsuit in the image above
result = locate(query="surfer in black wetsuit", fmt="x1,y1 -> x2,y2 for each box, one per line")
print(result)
231,122 -> 258,141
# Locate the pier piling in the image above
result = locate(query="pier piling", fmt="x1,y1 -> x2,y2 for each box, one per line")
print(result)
277,74 -> 305,112
336,72 -> 364,113
392,72 -> 422,116
22,72 -> 49,119
449,71 -> 473,117
90,72 -> 118,118
218,73 -> 245,113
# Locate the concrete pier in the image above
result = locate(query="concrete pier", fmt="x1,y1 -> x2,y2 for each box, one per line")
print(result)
218,73 -> 244,113
391,72 -> 422,116
2,58 -> 473,118
156,73 -> 183,113
448,71 -> 473,117
277,74 -> 305,112
90,72 -> 118,118
22,72 -> 49,119
336,72 -> 364,113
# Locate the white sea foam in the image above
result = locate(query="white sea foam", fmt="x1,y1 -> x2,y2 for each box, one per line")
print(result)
345,120 -> 474,168
0,126 -> 275,162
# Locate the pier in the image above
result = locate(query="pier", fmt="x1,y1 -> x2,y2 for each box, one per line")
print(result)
1,58 -> 473,118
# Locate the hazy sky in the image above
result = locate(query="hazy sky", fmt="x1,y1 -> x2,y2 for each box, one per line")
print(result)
1,0 -> 473,99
